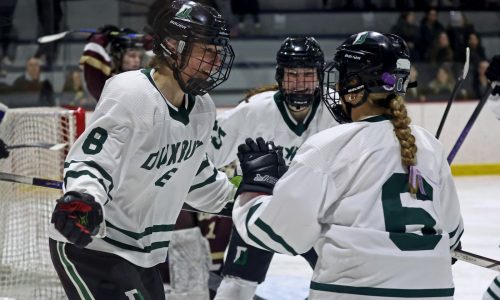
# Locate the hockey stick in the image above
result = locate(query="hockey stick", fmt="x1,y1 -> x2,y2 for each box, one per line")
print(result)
5,142 -> 67,151
0,171 -> 233,218
436,47 -> 470,139
452,249 -> 500,272
37,29 -> 144,44
447,85 -> 493,164
37,29 -> 97,44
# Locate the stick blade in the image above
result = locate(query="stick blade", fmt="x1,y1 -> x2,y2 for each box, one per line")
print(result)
37,31 -> 71,44
49,143 -> 67,151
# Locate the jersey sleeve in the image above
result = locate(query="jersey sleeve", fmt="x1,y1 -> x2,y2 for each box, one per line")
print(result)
63,97 -> 133,209
206,104 -> 250,168
232,143 -> 330,255
79,42 -> 112,101
438,150 -> 464,250
185,154 -> 236,213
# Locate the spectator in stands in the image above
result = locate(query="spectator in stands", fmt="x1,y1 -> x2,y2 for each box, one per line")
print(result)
34,0 -> 63,70
426,64 -> 456,100
12,57 -> 54,106
0,0 -> 17,77
429,31 -> 454,65
467,32 -> 487,71
62,68 -> 92,108
418,8 -> 444,61
446,11 -> 475,63
230,0 -> 260,35
473,60 -> 490,99
390,11 -> 420,61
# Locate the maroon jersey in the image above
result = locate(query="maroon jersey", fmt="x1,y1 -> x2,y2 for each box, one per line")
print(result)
79,42 -> 113,101
197,213 -> 233,274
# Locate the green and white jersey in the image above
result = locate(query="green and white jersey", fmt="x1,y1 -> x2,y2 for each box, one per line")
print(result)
49,68 -> 235,268
484,274 -> 500,300
207,90 -> 338,168
233,115 -> 464,299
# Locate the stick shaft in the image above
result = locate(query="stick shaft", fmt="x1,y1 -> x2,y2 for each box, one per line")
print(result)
447,85 -> 493,164
0,171 -> 232,217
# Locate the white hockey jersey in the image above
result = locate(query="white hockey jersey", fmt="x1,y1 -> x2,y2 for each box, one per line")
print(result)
483,274 -> 500,300
49,68 -> 235,268
207,90 -> 338,168
233,115 -> 464,299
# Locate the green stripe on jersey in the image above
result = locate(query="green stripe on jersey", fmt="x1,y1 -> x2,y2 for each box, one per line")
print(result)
245,203 -> 276,253
103,237 -> 170,253
486,288 -> 500,300
310,281 -> 454,297
106,221 -> 174,240
189,167 -> 218,192
255,218 -> 298,255
64,160 -> 114,204
64,170 -> 113,205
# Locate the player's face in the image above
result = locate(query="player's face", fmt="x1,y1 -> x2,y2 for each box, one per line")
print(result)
282,67 -> 318,95
121,49 -> 143,71
182,42 -> 222,80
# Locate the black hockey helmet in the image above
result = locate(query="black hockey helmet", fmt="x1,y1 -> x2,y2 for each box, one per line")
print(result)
149,0 -> 234,96
109,28 -> 145,72
275,36 -> 324,108
323,31 -> 411,123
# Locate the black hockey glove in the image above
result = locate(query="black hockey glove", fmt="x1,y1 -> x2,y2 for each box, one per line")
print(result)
0,138 -> 9,159
486,55 -> 500,96
236,137 -> 288,197
51,191 -> 103,248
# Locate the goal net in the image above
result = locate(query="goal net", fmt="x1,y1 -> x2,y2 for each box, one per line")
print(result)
0,107 -> 85,300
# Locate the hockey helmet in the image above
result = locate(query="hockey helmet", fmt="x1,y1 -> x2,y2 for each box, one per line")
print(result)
149,0 -> 234,96
275,36 -> 324,108
323,31 -> 411,123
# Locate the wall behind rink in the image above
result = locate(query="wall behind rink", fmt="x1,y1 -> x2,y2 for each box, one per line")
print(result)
406,100 -> 500,168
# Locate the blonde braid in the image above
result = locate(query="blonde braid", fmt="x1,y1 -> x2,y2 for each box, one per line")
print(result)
388,95 -> 419,194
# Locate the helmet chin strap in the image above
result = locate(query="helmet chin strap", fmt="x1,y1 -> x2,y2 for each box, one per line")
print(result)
342,86 -> 369,121
287,104 -> 309,112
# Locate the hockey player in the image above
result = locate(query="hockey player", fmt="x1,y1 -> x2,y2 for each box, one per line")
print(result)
48,1 -> 236,299
482,54 -> 500,300
80,25 -> 152,101
209,36 -> 338,299
232,31 -> 464,299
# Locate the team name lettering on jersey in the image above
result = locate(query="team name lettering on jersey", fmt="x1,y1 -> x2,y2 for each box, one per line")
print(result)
141,139 -> 204,170
284,145 -> 299,163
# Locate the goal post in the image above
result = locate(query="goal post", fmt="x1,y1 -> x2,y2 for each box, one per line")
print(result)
0,107 -> 85,300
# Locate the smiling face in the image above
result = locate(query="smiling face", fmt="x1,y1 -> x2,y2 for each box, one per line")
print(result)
282,67 -> 319,95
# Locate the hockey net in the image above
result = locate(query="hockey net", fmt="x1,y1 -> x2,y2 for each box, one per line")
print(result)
0,107 -> 85,300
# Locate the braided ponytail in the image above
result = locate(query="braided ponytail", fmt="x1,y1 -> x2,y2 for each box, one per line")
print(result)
388,95 -> 421,195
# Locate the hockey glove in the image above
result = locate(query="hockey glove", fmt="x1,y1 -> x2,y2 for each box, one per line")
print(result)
51,191 -> 103,248
486,55 -> 500,96
236,137 -> 288,197
0,138 -> 9,159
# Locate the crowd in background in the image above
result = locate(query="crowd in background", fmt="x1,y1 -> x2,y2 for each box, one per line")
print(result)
0,0 -> 498,109
389,8 -> 490,101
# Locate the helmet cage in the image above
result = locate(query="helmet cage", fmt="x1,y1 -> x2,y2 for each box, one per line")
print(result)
151,1 -> 235,95
274,37 -> 324,108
